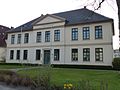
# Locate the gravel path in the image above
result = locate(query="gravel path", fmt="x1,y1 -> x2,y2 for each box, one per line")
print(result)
0,84 -> 30,90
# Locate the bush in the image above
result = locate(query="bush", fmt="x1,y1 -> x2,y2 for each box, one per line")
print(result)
112,58 -> 120,70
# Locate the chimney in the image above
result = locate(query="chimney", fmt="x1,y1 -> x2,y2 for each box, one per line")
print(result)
10,27 -> 14,30
84,6 -> 87,9
41,14 -> 44,16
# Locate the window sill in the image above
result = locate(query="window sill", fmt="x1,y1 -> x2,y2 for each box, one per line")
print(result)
95,61 -> 104,63
36,60 -> 40,61
71,60 -> 78,62
23,59 -> 27,60
54,60 -> 59,61
54,40 -> 60,42
83,39 -> 90,40
95,38 -> 103,40
83,60 -> 90,62
71,40 -> 78,41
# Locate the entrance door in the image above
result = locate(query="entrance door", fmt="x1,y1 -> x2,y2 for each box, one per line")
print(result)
44,50 -> 50,64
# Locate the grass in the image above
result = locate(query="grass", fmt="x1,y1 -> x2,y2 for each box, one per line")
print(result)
18,67 -> 120,90
0,64 -> 33,69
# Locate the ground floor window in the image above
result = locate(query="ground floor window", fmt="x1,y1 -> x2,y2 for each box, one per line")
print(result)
16,50 -> 20,60
10,50 -> 14,60
95,48 -> 103,61
36,49 -> 41,60
54,49 -> 60,61
23,50 -> 28,60
71,49 -> 78,61
83,48 -> 90,61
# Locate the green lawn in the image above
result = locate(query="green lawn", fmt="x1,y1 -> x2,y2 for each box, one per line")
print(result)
18,67 -> 120,90
0,64 -> 32,69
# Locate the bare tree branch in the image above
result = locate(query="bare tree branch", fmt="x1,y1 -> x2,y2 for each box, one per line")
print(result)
94,0 -> 105,10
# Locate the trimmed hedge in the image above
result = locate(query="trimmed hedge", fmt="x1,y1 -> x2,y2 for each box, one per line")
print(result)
52,64 -> 113,70
112,58 -> 120,70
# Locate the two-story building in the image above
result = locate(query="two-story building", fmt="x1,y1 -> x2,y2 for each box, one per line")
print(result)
6,7 -> 114,66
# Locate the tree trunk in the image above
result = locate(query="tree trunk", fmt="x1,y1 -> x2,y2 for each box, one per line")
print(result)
116,0 -> 120,29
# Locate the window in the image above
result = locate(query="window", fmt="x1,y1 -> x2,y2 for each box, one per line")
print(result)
83,27 -> 90,40
45,31 -> 50,42
54,49 -> 60,61
24,33 -> 29,43
95,48 -> 103,61
17,34 -> 21,44
54,30 -> 60,41
71,49 -> 78,61
10,50 -> 14,60
11,35 -> 15,44
83,48 -> 90,61
36,49 -> 41,60
16,50 -> 20,60
36,32 -> 41,43
95,26 -> 102,39
23,50 -> 28,60
72,28 -> 78,40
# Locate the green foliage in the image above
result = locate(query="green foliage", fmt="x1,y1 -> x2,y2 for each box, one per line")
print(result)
18,68 -> 120,90
112,58 -> 120,70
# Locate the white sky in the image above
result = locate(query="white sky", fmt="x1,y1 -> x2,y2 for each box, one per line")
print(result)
0,0 -> 119,49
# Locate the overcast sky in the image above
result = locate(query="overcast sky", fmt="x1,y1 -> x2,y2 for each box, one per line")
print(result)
0,0 -> 118,49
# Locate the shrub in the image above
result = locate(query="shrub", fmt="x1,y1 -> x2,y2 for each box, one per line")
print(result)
21,76 -> 32,87
112,58 -> 120,70
4,75 -> 11,85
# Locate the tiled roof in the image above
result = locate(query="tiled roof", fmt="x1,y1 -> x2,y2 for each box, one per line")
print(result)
7,8 -> 113,33
0,25 -> 10,47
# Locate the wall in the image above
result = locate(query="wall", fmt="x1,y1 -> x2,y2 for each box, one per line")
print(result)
6,16 -> 113,66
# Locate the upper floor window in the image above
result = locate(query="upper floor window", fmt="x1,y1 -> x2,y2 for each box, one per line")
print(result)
83,48 -> 90,61
95,48 -> 103,61
54,49 -> 60,61
10,50 -> 14,60
95,26 -> 102,39
45,31 -> 50,42
24,33 -> 29,43
72,28 -> 78,40
54,30 -> 60,41
11,35 -> 15,44
83,27 -> 90,40
36,32 -> 41,43
36,49 -> 41,60
17,34 -> 21,44
23,50 -> 28,60
16,50 -> 20,60
71,49 -> 78,61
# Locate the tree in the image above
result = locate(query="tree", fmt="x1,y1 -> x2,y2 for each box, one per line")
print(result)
92,0 -> 120,29
116,0 -> 120,29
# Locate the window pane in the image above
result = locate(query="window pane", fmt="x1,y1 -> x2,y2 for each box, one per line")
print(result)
45,31 -> 50,42
23,50 -> 28,60
36,32 -> 41,43
72,28 -> 78,40
95,26 -> 102,39
36,49 -> 41,60
54,30 -> 60,41
17,34 -> 21,44
83,27 -> 90,40
72,49 -> 78,61
16,50 -> 20,60
24,33 -> 29,43
11,35 -> 15,44
10,50 -> 14,60
54,49 -> 60,61
83,48 -> 90,61
95,48 -> 103,61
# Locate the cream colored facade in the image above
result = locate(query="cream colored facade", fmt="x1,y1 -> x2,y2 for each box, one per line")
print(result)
6,15 -> 114,66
